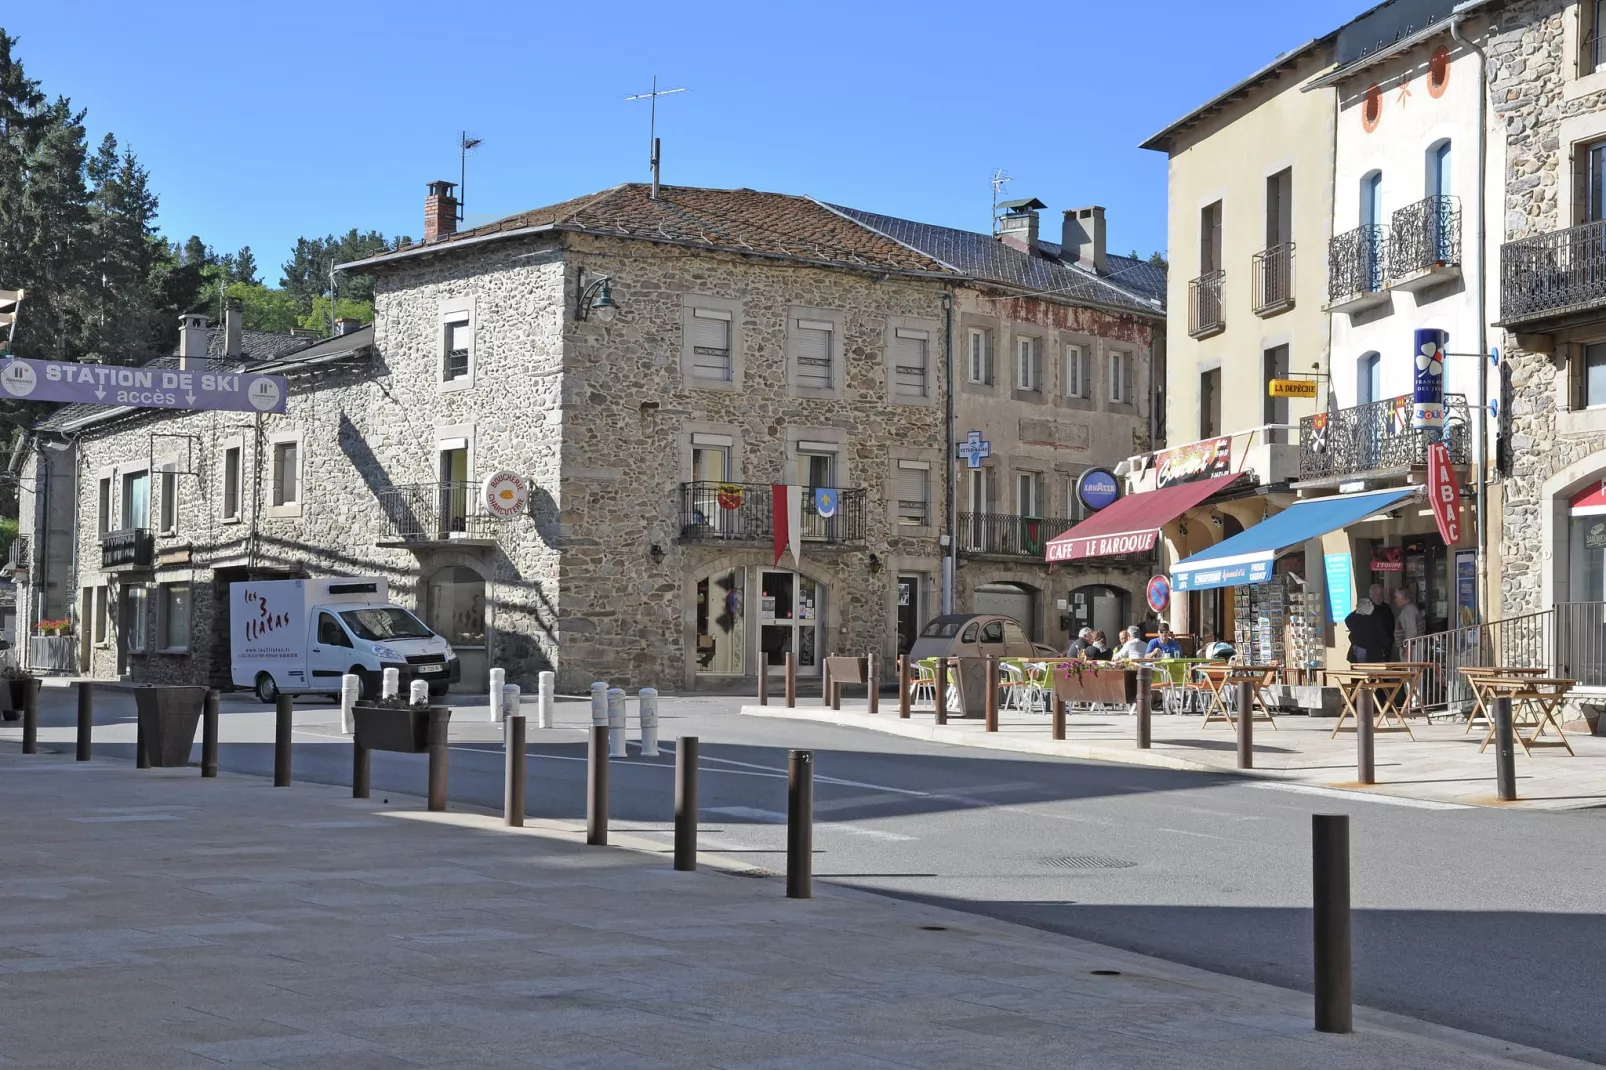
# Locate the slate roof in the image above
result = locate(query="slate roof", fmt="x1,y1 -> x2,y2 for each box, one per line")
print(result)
347,184 -> 957,277
829,206 -> 1166,317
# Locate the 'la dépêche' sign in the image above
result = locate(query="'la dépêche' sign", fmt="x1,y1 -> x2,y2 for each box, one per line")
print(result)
1268,379 -> 1318,398
0,356 -> 287,414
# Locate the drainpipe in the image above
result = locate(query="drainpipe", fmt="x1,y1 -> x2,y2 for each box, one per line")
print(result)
1451,10 -> 1490,622
942,289 -> 956,615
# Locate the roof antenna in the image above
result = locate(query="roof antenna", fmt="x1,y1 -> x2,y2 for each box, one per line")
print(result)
990,169 -> 1013,235
458,131 -> 484,224
625,76 -> 686,200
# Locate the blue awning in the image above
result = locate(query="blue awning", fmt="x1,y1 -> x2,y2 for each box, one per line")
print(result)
1171,488 -> 1418,592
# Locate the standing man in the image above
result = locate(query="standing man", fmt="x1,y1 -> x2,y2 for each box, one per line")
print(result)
1368,582 -> 1396,659
1393,587 -> 1424,653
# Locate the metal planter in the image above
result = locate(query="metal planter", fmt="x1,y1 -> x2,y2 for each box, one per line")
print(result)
353,705 -> 445,754
2,678 -> 32,721
1050,665 -> 1134,708
133,686 -> 208,767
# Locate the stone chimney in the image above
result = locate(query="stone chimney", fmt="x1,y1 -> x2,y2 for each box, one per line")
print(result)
224,298 -> 243,358
997,198 -> 1045,255
424,180 -> 458,242
1063,206 -> 1108,275
177,313 -> 209,371
334,317 -> 363,337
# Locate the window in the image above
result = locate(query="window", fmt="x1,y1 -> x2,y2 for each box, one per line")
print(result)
1265,168 -> 1292,247
897,460 -> 929,526
1264,344 -> 1290,444
159,468 -> 177,535
1109,349 -> 1134,404
316,611 -> 351,648
443,318 -> 470,382
124,586 -> 148,654
1200,201 -> 1223,274
1064,344 -> 1086,398
892,327 -> 929,398
121,470 -> 149,530
1358,352 -> 1381,406
93,586 -> 108,645
222,446 -> 241,520
690,308 -> 732,382
1200,368 -> 1221,439
1016,336 -> 1038,391
160,583 -> 190,651
271,441 -> 299,506
97,477 -> 111,536
439,444 -> 469,534
1578,139 -> 1606,226
1585,342 -> 1606,409
793,318 -> 834,390
967,328 -> 989,384
980,620 -> 1004,643
1584,0 -> 1606,77
1017,472 -> 1040,517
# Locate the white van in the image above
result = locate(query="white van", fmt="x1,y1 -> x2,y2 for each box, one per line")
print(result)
229,577 -> 459,702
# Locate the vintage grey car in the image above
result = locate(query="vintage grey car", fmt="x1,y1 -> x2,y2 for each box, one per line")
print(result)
906,613 -> 1061,663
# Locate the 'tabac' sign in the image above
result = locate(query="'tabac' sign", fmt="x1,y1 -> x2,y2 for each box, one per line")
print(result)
1427,441 -> 1462,545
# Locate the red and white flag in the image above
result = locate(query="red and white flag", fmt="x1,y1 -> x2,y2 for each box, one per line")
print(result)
771,484 -> 802,566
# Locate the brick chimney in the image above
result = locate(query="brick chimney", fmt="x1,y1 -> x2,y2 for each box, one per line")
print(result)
1062,206 -> 1108,275
424,180 -> 458,242
177,314 -> 210,371
997,198 -> 1046,256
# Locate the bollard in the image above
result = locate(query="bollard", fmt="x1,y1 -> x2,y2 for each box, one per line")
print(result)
785,652 -> 797,708
867,653 -> 879,715
674,735 -> 698,872
984,655 -> 999,733
426,706 -> 449,812
757,662 -> 769,706
76,682 -> 92,761
1136,666 -> 1152,749
824,655 -> 835,709
590,681 -> 608,727
274,693 -> 292,786
898,655 -> 911,719
607,688 -> 627,758
201,689 -> 219,778
787,749 -> 813,900
1356,687 -> 1375,785
489,667 -> 506,721
504,713 -> 526,827
381,667 -> 400,699
1312,814 -> 1353,1034
1494,696 -> 1517,801
537,670 -> 555,729
353,734 -> 371,799
587,724 -> 609,845
136,715 -> 151,769
502,684 -> 521,729
408,679 -> 429,706
638,687 -> 660,757
934,657 -> 948,726
1051,694 -> 1066,741
339,673 -> 359,735
1235,679 -> 1254,770
21,677 -> 38,754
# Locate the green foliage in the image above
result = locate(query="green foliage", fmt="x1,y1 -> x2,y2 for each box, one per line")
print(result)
281,229 -> 409,318
0,515 -> 16,565
299,293 -> 372,334
225,282 -> 300,332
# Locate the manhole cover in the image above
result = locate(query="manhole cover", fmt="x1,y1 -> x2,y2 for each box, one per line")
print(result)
1039,856 -> 1136,870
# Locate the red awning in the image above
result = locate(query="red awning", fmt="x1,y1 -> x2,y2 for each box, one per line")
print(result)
1045,473 -> 1242,562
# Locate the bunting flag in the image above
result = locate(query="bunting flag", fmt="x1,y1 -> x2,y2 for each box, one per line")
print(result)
771,484 -> 802,567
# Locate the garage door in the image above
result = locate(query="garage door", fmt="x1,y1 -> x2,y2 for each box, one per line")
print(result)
972,584 -> 1036,639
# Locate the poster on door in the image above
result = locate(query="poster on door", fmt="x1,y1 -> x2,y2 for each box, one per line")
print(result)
1454,549 -> 1477,629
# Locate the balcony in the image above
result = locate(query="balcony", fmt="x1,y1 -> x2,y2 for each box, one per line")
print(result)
1298,394 -> 1470,483
958,512 -> 1077,560
678,482 -> 866,547
377,482 -> 498,546
1252,243 -> 1295,317
102,528 -> 153,571
1325,225 -> 1390,314
6,534 -> 28,573
1388,195 -> 1461,292
1500,218 -> 1606,330
1187,270 -> 1225,339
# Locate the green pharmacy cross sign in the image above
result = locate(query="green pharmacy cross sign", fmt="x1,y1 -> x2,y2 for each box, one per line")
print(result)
0,356 -> 287,415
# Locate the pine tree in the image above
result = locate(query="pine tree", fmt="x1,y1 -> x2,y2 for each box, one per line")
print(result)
81,133 -> 161,360
231,245 -> 258,286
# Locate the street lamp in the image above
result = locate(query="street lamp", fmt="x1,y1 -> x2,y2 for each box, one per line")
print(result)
575,269 -> 617,322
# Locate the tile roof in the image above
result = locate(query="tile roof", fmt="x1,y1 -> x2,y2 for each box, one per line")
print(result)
829,206 -> 1166,317
354,184 -> 957,277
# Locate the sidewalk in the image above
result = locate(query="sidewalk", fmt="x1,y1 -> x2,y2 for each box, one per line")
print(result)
738,701 -> 1606,810
0,750 -> 1591,1068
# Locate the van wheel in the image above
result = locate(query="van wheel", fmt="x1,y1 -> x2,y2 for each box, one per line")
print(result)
254,673 -> 279,704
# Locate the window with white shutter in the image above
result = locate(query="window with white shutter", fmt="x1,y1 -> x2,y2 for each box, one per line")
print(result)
1064,344 -> 1085,398
892,327 -> 928,398
443,319 -> 471,381
1016,336 -> 1037,391
897,460 -> 929,526
967,328 -> 988,383
1110,349 -> 1134,403
794,319 -> 834,389
690,308 -> 732,381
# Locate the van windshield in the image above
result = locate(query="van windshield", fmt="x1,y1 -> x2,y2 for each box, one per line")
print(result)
340,607 -> 433,641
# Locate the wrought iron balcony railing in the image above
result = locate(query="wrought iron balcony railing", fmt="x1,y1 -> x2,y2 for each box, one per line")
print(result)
678,482 -> 867,546
1500,218 -> 1606,324
101,528 -> 154,570
7,534 -> 28,571
378,482 -> 498,542
957,512 -> 1077,559
1188,270 -> 1225,338
1299,394 -> 1470,480
1389,195 -> 1461,280
1252,243 -> 1295,315
1327,224 -> 1388,307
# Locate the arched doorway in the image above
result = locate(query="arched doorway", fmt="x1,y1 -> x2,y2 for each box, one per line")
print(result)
1067,584 -> 1129,643
974,582 -> 1040,640
758,568 -> 826,676
426,566 -> 486,692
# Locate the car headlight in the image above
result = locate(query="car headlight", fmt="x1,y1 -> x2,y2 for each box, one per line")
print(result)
371,644 -> 401,660
444,648 -> 458,661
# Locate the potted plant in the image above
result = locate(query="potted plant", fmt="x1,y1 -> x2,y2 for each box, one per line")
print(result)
1051,659 -> 1134,708
353,692 -> 445,754
0,664 -> 34,721
133,686 -> 208,766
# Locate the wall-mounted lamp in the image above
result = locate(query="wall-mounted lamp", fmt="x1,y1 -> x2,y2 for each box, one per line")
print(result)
648,543 -> 665,565
1210,514 -> 1223,530
1177,520 -> 1189,537
575,268 -> 617,322
867,552 -> 882,575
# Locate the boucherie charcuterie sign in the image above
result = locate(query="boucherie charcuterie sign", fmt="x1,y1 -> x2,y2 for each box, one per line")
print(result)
0,356 -> 288,414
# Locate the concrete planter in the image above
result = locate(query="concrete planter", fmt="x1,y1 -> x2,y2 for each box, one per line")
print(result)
2,677 -> 34,721
133,686 -> 208,767
353,705 -> 445,753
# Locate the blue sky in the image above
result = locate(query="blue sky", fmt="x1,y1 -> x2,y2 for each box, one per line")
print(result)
11,1 -> 1361,281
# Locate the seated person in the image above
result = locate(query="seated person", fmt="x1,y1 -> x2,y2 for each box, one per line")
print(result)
1145,622 -> 1184,658
1115,626 -> 1148,660
1084,630 -> 1112,660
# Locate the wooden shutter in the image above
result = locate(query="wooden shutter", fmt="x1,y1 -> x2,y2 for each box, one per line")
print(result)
690,308 -> 732,380
897,462 -> 928,525
893,328 -> 928,398
795,320 -> 833,389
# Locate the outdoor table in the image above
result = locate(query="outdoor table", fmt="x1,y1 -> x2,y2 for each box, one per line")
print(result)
1478,676 -> 1577,757
1459,666 -> 1549,733
1374,662 -> 1433,720
1195,664 -> 1279,730
1325,668 -> 1416,740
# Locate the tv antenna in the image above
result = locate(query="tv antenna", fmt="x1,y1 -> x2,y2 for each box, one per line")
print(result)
990,169 -> 1012,235
458,131 -> 484,224
625,76 -> 686,200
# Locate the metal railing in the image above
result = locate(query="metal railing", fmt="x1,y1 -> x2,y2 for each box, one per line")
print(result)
1188,270 -> 1225,338
1327,224 -> 1386,303
1252,243 -> 1295,314
1400,602 -> 1606,714
678,482 -> 867,545
1389,195 -> 1461,279
7,534 -> 28,570
101,528 -> 153,570
1299,393 -> 1469,480
378,482 -> 497,541
957,512 -> 1077,558
1500,218 -> 1606,322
